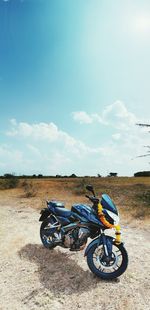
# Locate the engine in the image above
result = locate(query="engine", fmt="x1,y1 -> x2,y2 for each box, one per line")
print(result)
63,227 -> 90,250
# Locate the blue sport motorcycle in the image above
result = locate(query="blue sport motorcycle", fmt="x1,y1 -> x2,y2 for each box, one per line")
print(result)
39,185 -> 128,279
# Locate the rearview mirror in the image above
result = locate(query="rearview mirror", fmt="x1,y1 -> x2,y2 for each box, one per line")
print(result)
86,185 -> 95,196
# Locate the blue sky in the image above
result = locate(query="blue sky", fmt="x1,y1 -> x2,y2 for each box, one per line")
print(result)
0,0 -> 150,176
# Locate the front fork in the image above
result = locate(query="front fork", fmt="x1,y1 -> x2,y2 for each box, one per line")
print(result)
101,233 -> 113,258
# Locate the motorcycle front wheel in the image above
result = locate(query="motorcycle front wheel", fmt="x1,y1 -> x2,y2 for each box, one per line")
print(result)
87,241 -> 128,280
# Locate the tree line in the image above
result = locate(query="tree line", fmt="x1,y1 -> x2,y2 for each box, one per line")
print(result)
0,171 -> 150,179
0,172 -> 118,179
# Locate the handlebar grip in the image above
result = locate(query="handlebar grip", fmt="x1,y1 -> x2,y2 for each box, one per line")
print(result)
85,194 -> 90,199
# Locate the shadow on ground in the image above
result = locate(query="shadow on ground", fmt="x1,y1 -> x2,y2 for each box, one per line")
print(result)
18,244 -> 103,296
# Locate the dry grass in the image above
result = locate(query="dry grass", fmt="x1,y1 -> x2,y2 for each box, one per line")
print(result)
0,178 -> 150,309
0,177 -> 149,219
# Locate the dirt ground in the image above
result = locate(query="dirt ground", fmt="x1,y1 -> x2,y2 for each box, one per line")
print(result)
0,198 -> 150,310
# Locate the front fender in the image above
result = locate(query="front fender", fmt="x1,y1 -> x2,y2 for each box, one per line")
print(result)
84,236 -> 103,256
39,208 -> 51,221
84,235 -> 120,257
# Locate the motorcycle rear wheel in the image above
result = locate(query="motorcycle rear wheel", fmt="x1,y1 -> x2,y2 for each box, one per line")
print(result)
87,241 -> 128,280
40,218 -> 58,249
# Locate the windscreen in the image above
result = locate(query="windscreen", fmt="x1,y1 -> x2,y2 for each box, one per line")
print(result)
101,194 -> 118,215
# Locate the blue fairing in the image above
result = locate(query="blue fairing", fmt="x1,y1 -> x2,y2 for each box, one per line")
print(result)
71,204 -> 101,225
101,194 -> 118,215
47,201 -> 104,226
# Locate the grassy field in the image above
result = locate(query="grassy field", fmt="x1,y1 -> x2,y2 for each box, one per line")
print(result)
0,177 -> 150,219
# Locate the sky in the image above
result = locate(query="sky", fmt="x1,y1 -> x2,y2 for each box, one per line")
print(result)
0,0 -> 150,176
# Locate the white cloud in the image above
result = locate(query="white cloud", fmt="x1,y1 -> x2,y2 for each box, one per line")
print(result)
6,120 -> 84,155
72,101 -> 150,172
2,106 -> 150,176
112,133 -> 121,140
6,119 -> 114,160
27,144 -> 41,156
3,119 -> 119,175
10,118 -> 17,126
72,111 -> 106,125
73,101 -> 138,130
72,111 -> 93,124
0,145 -> 22,161
48,152 -> 72,173
0,145 -> 26,173
7,121 -> 59,141
102,101 -> 137,130
91,113 -> 107,125
7,120 -> 85,153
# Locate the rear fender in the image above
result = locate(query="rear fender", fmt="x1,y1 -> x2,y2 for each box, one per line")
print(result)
39,208 -> 51,221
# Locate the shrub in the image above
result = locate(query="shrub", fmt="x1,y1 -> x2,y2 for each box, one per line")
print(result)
0,177 -> 19,189
73,179 -> 87,195
137,190 -> 150,206
22,180 -> 37,198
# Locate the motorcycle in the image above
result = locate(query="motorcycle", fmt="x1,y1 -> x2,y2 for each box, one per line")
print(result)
39,185 -> 128,279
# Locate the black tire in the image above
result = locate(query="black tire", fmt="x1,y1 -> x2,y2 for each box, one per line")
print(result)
40,218 -> 57,249
87,241 -> 128,280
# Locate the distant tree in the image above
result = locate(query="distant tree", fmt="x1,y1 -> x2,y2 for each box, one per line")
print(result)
69,173 -> 77,178
97,174 -> 101,178
134,171 -> 150,177
108,172 -> 118,177
37,174 -> 43,178
4,173 -> 15,178
56,174 -> 62,178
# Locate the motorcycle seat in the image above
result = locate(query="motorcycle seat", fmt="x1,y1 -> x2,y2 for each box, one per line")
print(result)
47,201 -> 65,208
54,207 -> 72,218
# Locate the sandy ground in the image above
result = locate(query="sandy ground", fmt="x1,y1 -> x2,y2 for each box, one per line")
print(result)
0,202 -> 150,310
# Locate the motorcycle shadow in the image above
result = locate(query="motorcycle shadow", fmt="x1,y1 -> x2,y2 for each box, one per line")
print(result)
18,243 -> 100,295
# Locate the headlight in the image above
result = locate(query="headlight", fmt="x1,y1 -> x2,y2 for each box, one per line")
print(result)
106,210 -> 120,225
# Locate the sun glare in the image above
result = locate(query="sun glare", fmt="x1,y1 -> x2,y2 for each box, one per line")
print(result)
134,15 -> 150,33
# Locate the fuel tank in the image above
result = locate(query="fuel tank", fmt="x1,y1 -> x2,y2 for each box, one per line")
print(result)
71,204 -> 101,225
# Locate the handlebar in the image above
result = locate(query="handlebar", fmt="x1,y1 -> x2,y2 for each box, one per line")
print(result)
85,194 -> 99,204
